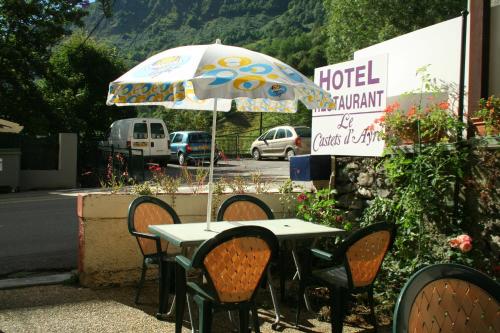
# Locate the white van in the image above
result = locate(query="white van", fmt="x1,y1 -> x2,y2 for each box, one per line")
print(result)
104,118 -> 171,164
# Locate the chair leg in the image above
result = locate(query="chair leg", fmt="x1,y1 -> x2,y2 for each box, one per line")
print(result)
175,263 -> 187,333
331,287 -> 346,333
295,279 -> 306,326
195,295 -> 213,333
135,260 -> 147,304
368,286 -> 378,331
251,303 -> 261,333
239,305 -> 249,333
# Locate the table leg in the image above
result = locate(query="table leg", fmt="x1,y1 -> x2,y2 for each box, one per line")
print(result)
175,262 -> 186,333
267,266 -> 281,330
291,248 -> 313,312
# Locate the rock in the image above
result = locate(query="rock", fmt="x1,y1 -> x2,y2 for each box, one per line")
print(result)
358,187 -> 373,198
357,173 -> 374,187
377,188 -> 391,198
489,235 -> 500,258
338,193 -> 363,209
336,183 -> 357,194
345,162 -> 359,170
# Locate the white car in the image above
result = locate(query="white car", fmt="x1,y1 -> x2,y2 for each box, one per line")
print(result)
250,126 -> 311,160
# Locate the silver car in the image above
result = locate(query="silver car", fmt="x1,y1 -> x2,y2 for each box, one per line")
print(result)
250,126 -> 311,160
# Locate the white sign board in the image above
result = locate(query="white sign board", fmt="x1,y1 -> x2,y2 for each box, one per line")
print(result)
312,54 -> 387,156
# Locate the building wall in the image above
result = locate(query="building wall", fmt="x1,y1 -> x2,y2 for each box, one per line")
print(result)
20,133 -> 77,190
0,149 -> 21,191
490,2 -> 500,95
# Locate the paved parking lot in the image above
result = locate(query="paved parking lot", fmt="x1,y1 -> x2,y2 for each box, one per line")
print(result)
164,157 -> 291,182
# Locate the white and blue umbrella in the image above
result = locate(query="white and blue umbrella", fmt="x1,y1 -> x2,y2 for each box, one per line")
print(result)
107,40 -> 334,230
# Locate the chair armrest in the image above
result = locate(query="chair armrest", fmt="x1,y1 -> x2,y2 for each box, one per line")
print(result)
175,255 -> 193,270
310,248 -> 335,261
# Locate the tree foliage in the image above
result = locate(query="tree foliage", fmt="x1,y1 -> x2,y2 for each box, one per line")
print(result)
0,0 -> 88,134
324,0 -> 467,64
38,32 -> 134,138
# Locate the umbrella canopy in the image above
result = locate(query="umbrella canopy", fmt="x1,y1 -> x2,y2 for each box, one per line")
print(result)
107,40 -> 334,230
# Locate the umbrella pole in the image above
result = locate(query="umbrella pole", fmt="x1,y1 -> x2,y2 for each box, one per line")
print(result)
206,98 -> 218,230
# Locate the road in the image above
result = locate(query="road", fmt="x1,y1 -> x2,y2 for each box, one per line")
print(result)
0,159 -> 290,277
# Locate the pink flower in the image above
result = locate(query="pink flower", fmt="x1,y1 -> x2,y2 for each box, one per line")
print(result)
459,241 -> 472,253
456,234 -> 472,244
449,238 -> 460,248
297,193 -> 307,203
449,234 -> 473,253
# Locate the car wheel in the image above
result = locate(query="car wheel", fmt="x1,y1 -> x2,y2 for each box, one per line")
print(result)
178,153 -> 186,166
286,149 -> 295,160
252,148 -> 261,160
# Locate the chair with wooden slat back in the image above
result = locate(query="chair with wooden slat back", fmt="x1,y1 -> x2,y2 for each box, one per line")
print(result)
295,222 -> 396,333
216,194 -> 274,222
127,195 -> 181,318
393,263 -> 500,333
175,225 -> 279,333
217,194 -> 289,300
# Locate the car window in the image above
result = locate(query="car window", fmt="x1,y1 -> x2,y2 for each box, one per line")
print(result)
294,127 -> 311,138
286,129 -> 293,138
169,133 -> 174,141
172,133 -> 183,143
133,123 -> 148,139
188,132 -> 211,143
263,130 -> 276,141
275,129 -> 286,139
150,123 -> 165,139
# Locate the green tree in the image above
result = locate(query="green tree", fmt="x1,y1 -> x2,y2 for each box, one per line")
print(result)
0,0 -> 89,134
38,32 -> 134,139
324,0 -> 467,64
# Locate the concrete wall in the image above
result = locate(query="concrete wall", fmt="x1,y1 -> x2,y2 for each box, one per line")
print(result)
76,192 -> 297,287
20,133 -> 77,190
490,2 -> 500,95
0,149 -> 21,191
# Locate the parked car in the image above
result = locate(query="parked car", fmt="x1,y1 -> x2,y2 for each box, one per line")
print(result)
101,118 -> 171,165
250,125 -> 311,160
169,131 -> 219,165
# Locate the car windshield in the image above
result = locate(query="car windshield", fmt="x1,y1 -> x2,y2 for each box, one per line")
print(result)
188,132 -> 211,143
294,127 -> 311,138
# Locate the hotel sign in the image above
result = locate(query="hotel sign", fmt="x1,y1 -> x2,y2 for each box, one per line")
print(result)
312,54 -> 387,156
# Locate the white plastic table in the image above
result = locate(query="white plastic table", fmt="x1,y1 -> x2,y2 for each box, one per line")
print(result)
149,218 -> 344,331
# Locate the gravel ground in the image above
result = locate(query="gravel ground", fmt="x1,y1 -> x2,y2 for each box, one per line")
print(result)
0,281 -> 389,333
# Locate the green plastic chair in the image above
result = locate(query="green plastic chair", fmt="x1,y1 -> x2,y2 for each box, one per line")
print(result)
295,222 -> 396,333
175,225 -> 279,333
127,195 -> 181,318
393,263 -> 500,333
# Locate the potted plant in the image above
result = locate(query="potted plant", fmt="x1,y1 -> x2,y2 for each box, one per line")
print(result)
471,95 -> 500,136
377,99 -> 462,146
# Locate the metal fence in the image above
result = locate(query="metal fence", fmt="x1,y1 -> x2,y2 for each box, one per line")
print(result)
215,135 -> 255,158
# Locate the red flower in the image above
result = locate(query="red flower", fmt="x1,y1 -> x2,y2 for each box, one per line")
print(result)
297,193 -> 307,203
407,106 -> 417,118
438,101 -> 449,110
384,102 -> 400,114
335,215 -> 343,223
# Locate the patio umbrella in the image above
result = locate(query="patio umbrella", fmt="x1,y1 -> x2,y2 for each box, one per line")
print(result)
107,40 -> 334,230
